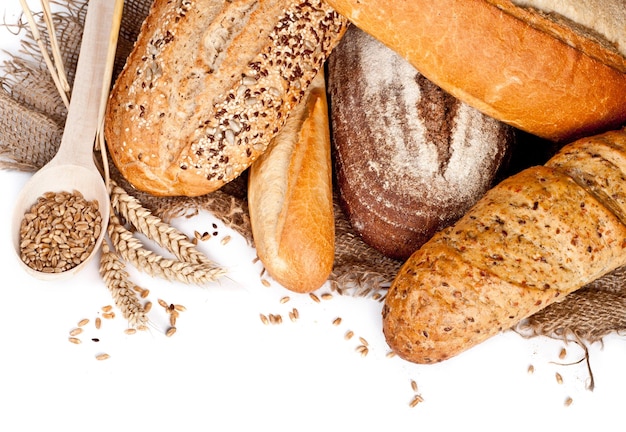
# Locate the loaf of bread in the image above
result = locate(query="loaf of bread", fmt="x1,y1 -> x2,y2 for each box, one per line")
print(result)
327,25 -> 514,260
325,0 -> 626,143
383,128 -> 626,364
104,0 -> 347,196
248,71 -> 334,293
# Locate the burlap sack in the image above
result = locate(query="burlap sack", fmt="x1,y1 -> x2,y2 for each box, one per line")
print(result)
1,0 -> 624,350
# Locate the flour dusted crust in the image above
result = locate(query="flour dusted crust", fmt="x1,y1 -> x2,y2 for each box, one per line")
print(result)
383,129 -> 626,364
325,0 -> 626,142
104,0 -> 347,196
327,26 -> 513,260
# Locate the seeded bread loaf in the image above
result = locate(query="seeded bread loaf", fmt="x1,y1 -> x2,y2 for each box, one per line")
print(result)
248,71 -> 334,293
325,0 -> 626,143
104,0 -> 347,196
383,129 -> 626,364
327,25 -> 514,260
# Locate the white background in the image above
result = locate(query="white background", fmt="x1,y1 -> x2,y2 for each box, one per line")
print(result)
1,2 -> 624,431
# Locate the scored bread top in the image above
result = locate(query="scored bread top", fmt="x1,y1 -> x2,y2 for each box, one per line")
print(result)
489,0 -> 626,73
104,0 -> 347,196
324,0 -> 626,142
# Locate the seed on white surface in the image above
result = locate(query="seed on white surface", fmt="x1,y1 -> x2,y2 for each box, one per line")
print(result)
332,317 -> 342,326
69,328 -> 82,337
102,305 -> 113,312
355,345 -> 369,357
95,353 -> 110,361
409,394 -> 424,407
555,372 -> 563,385
68,337 -> 81,344
260,314 -> 269,325
144,301 -> 153,313
385,351 -> 396,358
124,328 -> 137,335
309,293 -> 320,303
279,296 -> 290,304
359,337 -> 368,346
321,293 -> 333,301
411,380 -> 418,392
564,397 -> 573,407
78,319 -> 89,327
559,348 -> 567,359
261,279 -> 271,287
166,327 -> 177,337
220,235 -> 231,245
527,365 -> 534,375
344,330 -> 354,340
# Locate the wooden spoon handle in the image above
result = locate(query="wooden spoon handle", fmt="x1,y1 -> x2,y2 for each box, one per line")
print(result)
54,0 -> 123,166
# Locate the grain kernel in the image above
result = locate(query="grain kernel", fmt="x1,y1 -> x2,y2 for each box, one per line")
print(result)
95,353 -> 110,361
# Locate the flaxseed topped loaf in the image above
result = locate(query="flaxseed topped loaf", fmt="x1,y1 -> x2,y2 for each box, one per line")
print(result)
104,0 -> 348,196
383,129 -> 626,364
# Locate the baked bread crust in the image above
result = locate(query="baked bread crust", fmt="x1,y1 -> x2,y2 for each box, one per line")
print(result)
325,0 -> 626,142
327,26 -> 514,260
104,0 -> 347,196
248,72 -> 334,293
383,129 -> 626,364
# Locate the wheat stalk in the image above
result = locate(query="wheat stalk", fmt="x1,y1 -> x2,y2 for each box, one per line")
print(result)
99,240 -> 149,329
108,212 -> 226,285
17,0 -> 70,108
109,180 -> 217,266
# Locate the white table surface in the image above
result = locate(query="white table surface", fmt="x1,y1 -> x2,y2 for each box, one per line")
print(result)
1,2 -> 624,431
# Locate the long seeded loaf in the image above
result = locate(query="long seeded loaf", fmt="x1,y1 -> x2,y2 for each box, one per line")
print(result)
383,129 -> 626,364
104,0 -> 347,196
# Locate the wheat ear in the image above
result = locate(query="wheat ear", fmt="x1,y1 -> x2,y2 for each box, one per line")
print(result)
99,240 -> 149,329
109,180 -> 216,266
108,212 -> 226,285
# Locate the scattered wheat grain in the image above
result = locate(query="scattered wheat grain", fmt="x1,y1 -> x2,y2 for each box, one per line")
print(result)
564,397 -> 573,407
280,296 -> 290,304
321,293 -> 333,300
166,327 -> 177,337
96,353 -> 110,361
332,317 -> 342,326
69,328 -> 82,336
95,317 -> 102,329
78,319 -> 89,327
409,394 -> 424,407
260,313 -> 269,325
68,337 -> 81,344
344,330 -> 354,340
309,293 -> 320,303
556,372 -> 563,385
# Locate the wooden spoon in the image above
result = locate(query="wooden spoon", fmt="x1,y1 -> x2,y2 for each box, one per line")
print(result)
11,0 -> 124,280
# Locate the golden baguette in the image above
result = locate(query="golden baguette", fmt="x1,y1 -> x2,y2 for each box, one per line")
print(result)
248,71 -> 334,293
383,128 -> 626,364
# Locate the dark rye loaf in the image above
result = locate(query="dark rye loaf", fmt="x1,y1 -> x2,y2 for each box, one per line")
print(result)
327,25 -> 515,260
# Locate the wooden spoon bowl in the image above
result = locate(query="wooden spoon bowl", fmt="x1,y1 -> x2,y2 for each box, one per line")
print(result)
11,0 -> 123,280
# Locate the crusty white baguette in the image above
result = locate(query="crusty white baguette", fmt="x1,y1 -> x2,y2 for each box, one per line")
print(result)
248,71 -> 334,293
325,0 -> 626,143
383,128 -> 626,364
104,0 -> 347,197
